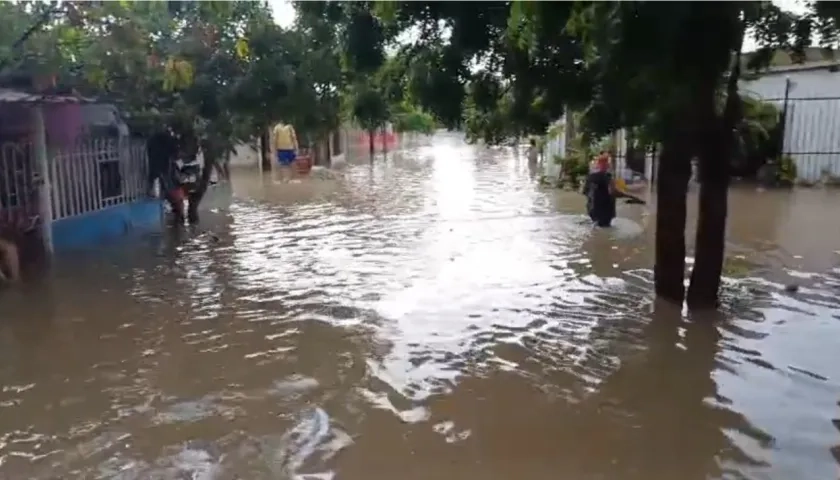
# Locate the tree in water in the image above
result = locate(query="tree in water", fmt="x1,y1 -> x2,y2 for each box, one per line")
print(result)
338,0 -> 836,310
342,5 -> 390,159
350,81 -> 390,159
558,1 -> 824,309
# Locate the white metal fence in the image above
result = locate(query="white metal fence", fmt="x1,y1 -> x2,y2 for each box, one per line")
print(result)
760,96 -> 840,182
1,136 -> 148,232
50,138 -> 148,220
0,140 -> 39,229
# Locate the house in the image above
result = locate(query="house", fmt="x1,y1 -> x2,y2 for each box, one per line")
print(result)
740,47 -> 840,182
0,88 -> 161,254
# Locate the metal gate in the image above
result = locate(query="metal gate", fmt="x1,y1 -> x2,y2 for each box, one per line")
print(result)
0,140 -> 42,241
762,94 -> 840,183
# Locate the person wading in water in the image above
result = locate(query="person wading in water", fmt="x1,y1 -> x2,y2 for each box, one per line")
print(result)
271,121 -> 299,182
582,152 -> 617,227
147,126 -> 205,224
147,127 -> 183,220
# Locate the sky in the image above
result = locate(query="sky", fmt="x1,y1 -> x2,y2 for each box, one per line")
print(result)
268,0 -> 812,52
269,0 -> 295,29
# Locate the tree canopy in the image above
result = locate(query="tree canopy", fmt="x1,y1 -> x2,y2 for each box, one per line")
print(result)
314,1 -> 837,149
1,1 -> 347,154
5,1 -> 838,150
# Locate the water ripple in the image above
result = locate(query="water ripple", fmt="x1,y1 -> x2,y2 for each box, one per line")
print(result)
2,133 -> 840,479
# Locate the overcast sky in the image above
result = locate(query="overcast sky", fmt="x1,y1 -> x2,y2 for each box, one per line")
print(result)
269,0 -> 295,28
268,0 -> 812,52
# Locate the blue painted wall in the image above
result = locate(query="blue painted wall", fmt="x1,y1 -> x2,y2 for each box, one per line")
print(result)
51,199 -> 162,252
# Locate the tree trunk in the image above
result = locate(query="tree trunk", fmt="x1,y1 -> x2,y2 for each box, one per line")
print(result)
324,134 -> 331,166
260,127 -> 272,172
368,129 -> 375,159
381,126 -> 388,156
311,139 -> 319,166
187,148 -> 217,225
654,134 -> 693,304
564,110 -> 576,158
686,152 -> 729,309
688,80 -> 732,310
686,20 -> 745,311
311,135 -> 328,166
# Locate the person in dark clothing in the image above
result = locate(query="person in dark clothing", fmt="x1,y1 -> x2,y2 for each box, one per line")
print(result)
146,128 -> 187,222
582,154 -> 617,227
146,129 -> 179,196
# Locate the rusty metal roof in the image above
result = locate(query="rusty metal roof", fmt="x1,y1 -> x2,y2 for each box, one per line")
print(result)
0,88 -> 93,104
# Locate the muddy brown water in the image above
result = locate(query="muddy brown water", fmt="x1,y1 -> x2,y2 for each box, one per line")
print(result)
1,132 -> 839,479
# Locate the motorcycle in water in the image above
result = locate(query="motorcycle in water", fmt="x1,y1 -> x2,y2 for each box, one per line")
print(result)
174,158 -> 202,194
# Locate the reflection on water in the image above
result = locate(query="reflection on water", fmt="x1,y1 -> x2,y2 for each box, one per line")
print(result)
1,132 -> 840,479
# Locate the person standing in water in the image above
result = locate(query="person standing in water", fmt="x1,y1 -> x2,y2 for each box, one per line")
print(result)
271,121 -> 299,182
527,138 -> 540,163
526,138 -> 540,177
582,153 -> 617,227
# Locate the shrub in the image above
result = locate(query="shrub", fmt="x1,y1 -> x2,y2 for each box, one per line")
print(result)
776,155 -> 797,185
559,153 -> 589,187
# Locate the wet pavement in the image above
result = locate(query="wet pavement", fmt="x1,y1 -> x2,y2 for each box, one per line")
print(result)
1,131 -> 840,479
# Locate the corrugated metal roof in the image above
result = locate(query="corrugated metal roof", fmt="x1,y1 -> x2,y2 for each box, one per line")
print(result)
0,88 -> 93,104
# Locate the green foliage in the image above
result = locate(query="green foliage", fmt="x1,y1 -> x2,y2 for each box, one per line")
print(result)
343,7 -> 387,76
559,152 -> 589,187
463,80 -> 516,145
1,1 -> 346,159
348,80 -> 390,132
339,1 -> 584,138
392,104 -> 436,135
545,123 -> 564,142
6,0 -> 838,170
777,154 -> 798,184
732,96 -> 783,175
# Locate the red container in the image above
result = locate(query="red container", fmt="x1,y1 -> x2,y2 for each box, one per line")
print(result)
295,154 -> 313,175
169,187 -> 186,203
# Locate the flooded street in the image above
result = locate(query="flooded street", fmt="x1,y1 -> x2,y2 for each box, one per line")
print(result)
2,132 -> 840,479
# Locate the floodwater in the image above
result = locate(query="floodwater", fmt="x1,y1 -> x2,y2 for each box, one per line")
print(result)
2,132 -> 840,480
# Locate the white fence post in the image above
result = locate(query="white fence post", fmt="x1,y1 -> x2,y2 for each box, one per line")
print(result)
33,105 -> 53,254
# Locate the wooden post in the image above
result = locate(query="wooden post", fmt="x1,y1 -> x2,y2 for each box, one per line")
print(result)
33,104 -> 53,255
